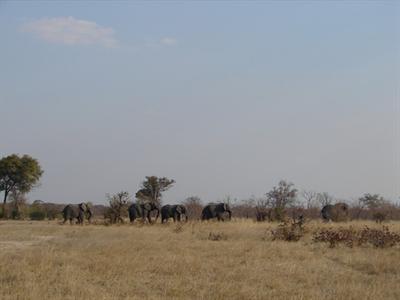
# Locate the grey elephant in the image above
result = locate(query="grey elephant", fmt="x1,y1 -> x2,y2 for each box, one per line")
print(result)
321,203 -> 349,222
161,204 -> 188,223
128,202 -> 159,224
201,203 -> 232,221
62,203 -> 92,224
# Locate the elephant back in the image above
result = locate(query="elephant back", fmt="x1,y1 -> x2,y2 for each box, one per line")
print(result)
62,204 -> 78,218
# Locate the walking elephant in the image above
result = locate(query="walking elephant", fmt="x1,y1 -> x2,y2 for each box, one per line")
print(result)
161,204 -> 188,223
62,203 -> 92,224
201,203 -> 232,221
128,202 -> 159,224
321,203 -> 349,222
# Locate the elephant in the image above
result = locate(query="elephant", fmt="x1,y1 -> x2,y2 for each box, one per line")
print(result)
321,203 -> 349,222
161,204 -> 188,223
128,202 -> 159,224
201,203 -> 232,221
62,203 -> 92,224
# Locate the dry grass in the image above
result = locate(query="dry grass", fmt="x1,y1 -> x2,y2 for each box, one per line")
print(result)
0,219 -> 399,299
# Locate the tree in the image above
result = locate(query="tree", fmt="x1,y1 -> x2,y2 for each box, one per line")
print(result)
105,191 -> 131,224
135,176 -> 175,206
182,196 -> 203,220
255,198 -> 271,222
358,193 -> 386,209
0,154 -> 43,218
317,192 -> 333,208
301,190 -> 318,209
9,190 -> 28,220
266,180 -> 297,221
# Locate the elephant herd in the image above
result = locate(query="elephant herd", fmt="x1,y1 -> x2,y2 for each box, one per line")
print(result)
62,201 -> 348,224
62,202 -> 232,224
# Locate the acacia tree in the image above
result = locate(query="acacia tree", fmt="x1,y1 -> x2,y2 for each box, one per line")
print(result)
266,180 -> 297,221
0,154 -> 43,218
135,176 -> 175,206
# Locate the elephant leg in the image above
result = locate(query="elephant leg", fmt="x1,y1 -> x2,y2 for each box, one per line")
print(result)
217,213 -> 224,221
143,211 -> 151,224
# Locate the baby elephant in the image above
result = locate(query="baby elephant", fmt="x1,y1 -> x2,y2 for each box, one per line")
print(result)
161,204 -> 188,223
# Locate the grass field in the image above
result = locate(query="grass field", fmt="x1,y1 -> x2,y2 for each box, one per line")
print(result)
0,219 -> 399,300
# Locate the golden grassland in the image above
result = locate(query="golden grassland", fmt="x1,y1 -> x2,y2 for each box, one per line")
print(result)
0,219 -> 399,300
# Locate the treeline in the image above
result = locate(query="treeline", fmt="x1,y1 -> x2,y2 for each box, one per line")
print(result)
1,154 -> 399,222
4,186 -> 400,223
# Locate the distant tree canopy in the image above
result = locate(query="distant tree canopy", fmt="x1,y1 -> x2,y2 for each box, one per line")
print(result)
0,154 -> 43,218
358,193 -> 386,209
135,176 -> 175,206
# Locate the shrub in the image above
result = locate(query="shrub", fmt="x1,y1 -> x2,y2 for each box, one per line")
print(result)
372,212 -> 386,223
271,216 -> 305,242
313,227 -> 358,248
313,226 -> 400,248
173,223 -> 184,233
359,226 -> 400,248
29,210 -> 46,220
208,232 -> 228,241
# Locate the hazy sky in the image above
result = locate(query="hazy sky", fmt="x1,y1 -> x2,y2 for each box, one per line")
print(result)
1,1 -> 399,205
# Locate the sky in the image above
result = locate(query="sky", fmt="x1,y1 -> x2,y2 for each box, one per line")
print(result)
1,1 -> 399,205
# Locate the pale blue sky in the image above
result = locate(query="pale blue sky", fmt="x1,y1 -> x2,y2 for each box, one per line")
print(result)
1,1 -> 399,205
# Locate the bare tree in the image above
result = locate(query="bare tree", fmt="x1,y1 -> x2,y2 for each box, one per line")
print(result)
266,180 -> 297,222
255,198 -> 271,222
317,192 -> 333,208
106,191 -> 131,224
182,196 -> 203,220
301,190 -> 317,209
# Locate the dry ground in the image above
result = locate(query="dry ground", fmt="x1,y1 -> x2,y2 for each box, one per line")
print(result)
0,219 -> 399,300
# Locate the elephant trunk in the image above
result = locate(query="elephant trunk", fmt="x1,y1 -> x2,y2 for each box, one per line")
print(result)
226,210 -> 232,220
154,207 -> 160,223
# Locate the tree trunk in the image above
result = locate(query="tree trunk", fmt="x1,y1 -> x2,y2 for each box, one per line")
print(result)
2,190 -> 8,219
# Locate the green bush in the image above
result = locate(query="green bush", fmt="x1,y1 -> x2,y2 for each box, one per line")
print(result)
29,210 -> 45,220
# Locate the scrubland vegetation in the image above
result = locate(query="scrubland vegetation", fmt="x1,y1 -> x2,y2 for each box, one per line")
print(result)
2,154 -> 400,299
1,219 -> 400,300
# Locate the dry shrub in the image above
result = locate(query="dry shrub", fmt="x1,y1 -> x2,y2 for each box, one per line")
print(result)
313,227 -> 358,248
372,212 -> 386,223
173,223 -> 184,233
313,226 -> 400,248
208,231 -> 228,241
359,226 -> 400,248
271,217 -> 305,242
